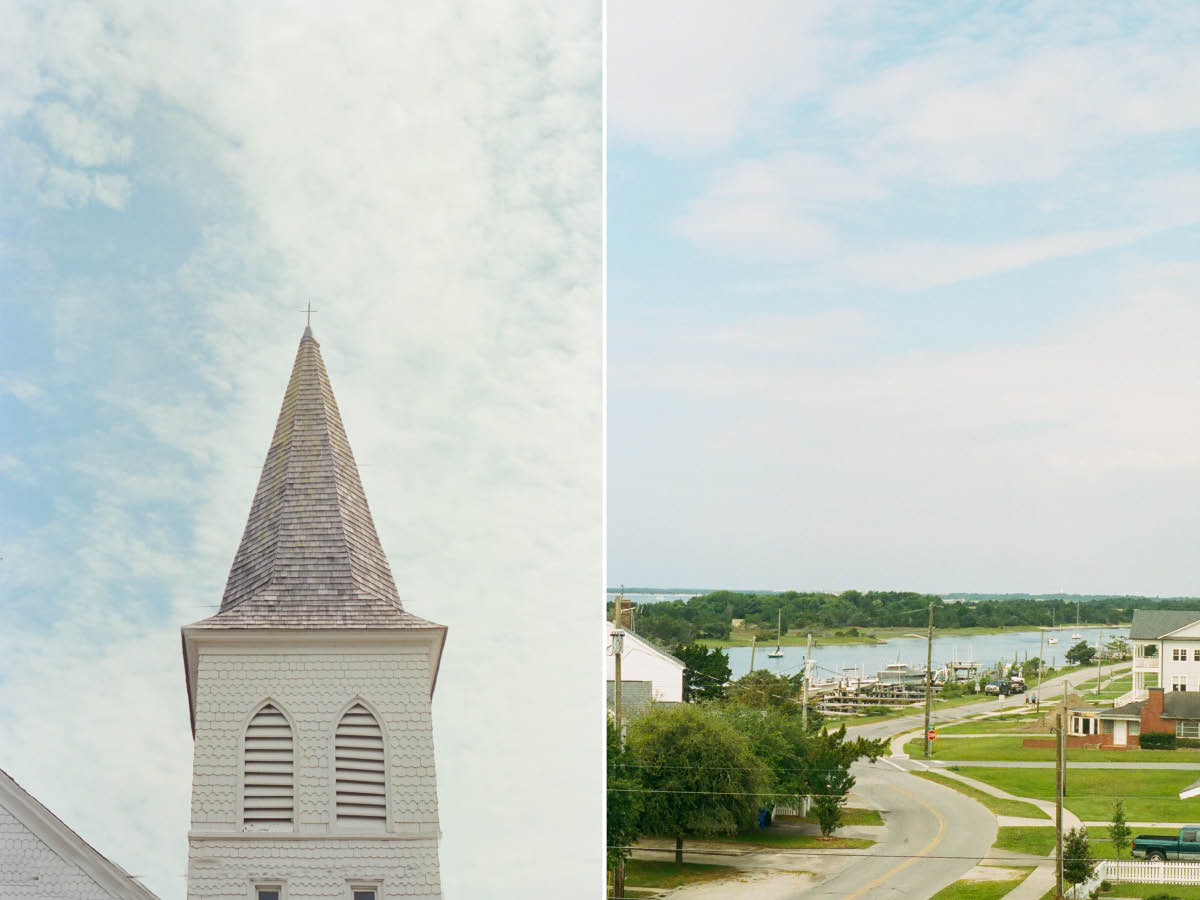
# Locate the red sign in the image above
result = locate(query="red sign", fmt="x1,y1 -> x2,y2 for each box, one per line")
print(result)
928,729 -> 937,741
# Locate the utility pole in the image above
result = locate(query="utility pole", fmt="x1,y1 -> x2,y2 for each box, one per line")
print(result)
612,590 -> 625,900
749,635 -> 757,673
802,633 -> 813,730
1096,631 -> 1103,697
1055,711 -> 1064,899
1037,628 -> 1045,715
924,602 -> 934,759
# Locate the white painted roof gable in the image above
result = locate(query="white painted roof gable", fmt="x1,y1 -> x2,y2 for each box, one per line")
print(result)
605,621 -> 686,671
1160,619 -> 1200,639
0,767 -> 159,899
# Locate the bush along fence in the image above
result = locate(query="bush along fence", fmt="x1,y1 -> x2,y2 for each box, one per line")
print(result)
1066,860 -> 1200,898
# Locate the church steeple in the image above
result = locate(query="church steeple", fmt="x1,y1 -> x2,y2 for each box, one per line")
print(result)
193,327 -> 436,629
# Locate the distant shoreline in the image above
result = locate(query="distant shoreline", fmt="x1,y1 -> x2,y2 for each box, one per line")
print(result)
696,623 -> 1124,649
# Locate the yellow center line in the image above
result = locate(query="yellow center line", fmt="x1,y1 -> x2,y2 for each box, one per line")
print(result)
839,780 -> 947,900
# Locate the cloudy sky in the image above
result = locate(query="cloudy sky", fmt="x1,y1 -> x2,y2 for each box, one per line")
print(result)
0,2 -> 599,897
608,2 -> 1200,596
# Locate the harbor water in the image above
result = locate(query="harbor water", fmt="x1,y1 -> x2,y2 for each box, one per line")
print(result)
725,626 -> 1124,681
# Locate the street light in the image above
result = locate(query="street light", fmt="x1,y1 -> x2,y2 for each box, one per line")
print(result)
904,602 -> 935,758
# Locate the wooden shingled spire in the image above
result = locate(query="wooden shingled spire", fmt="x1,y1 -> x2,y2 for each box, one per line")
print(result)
193,327 -> 436,630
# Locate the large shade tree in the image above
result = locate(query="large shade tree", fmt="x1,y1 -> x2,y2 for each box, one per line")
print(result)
673,643 -> 732,701
627,704 -> 771,863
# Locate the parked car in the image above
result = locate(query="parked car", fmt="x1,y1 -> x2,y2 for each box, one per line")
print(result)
1131,827 -> 1200,860
984,680 -> 1010,696
1010,676 -> 1026,692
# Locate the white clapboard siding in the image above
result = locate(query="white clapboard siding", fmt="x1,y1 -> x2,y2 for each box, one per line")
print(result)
243,704 -> 293,829
335,704 -> 386,828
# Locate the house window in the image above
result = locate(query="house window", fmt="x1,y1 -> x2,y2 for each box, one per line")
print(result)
1173,675 -> 1188,692
1193,649 -> 1200,662
256,887 -> 283,900
1142,644 -> 1159,657
352,892 -> 377,900
1179,721 -> 1200,739
348,884 -> 380,900
1174,649 -> 1186,661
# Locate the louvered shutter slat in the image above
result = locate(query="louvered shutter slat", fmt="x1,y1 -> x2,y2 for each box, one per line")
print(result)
335,704 -> 386,829
243,704 -> 293,830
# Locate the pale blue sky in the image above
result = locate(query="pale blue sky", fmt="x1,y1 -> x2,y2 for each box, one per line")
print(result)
608,1 -> 1200,594
1,3 -> 599,898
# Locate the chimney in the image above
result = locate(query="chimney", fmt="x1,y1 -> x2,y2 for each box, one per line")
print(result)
1148,686 -> 1165,716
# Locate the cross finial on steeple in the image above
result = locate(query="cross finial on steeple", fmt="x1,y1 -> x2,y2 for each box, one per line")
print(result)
301,302 -> 318,338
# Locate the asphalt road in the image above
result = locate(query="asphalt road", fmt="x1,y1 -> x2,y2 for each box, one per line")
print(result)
784,759 -> 996,899
785,665 -> 1099,899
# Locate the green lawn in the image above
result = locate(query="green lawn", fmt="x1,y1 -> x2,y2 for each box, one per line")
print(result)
927,870 -> 1034,900
948,766 -> 1200,822
993,826 -> 1056,856
610,860 -> 739,890
788,807 -> 883,827
905,735 -> 1200,763
909,770 -> 1050,819
937,714 -> 1050,736
1083,885 -> 1200,898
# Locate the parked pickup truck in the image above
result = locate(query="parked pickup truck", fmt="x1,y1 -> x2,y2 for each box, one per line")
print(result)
1131,827 -> 1200,860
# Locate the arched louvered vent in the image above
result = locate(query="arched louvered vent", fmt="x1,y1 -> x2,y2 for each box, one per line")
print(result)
243,703 -> 294,830
335,703 -> 387,829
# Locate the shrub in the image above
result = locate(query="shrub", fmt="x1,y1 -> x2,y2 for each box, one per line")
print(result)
1100,880 -> 1111,892
1139,731 -> 1177,750
1178,737 -> 1200,749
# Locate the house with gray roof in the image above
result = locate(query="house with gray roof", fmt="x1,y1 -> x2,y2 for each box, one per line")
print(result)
1123,609 -> 1200,705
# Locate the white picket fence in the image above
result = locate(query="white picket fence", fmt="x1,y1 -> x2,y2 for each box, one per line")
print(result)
1104,859 -> 1200,884
1066,859 -> 1200,897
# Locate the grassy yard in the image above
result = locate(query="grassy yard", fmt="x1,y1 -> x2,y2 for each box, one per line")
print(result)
947,766 -> 1200,822
1081,885 -> 1200,898
927,869 -> 1034,900
937,714 -> 1050,736
787,807 -> 884,827
610,860 -> 739,891
993,826 -> 1055,856
904,736 -> 1200,763
909,770 -> 1049,819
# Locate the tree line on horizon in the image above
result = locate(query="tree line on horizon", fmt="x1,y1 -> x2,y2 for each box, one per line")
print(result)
610,589 -> 1200,647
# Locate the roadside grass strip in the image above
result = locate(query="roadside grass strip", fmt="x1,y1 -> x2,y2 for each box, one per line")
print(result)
927,869 -> 1035,900
905,736 -> 1200,763
789,807 -> 883,827
1055,886 -> 1200,899
909,770 -> 1050,820
713,831 -> 874,849
993,826 -> 1056,857
937,716 -> 1051,736
611,860 -> 739,891
948,766 -> 1200,822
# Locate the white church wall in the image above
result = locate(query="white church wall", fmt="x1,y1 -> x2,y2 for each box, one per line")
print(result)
0,804 -> 120,899
187,642 -> 441,899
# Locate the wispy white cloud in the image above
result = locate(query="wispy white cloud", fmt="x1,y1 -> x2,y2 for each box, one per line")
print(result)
1,3 -> 599,899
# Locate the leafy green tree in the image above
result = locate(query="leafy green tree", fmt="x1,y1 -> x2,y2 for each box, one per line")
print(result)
1066,641 -> 1096,666
1108,799 -> 1131,860
1063,826 -> 1096,890
607,719 -> 641,873
1106,637 -> 1131,661
627,704 -> 771,863
673,643 -> 732,702
729,669 -> 802,710
804,726 -> 889,835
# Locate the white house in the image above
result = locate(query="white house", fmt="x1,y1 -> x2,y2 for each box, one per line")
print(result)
0,767 -> 159,899
605,621 -> 686,703
181,326 -> 446,900
1125,609 -> 1200,703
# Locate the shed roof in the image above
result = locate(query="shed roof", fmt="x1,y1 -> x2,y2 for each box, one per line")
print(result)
188,327 -> 440,632
1130,609 -> 1200,640
1099,699 -> 1146,720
